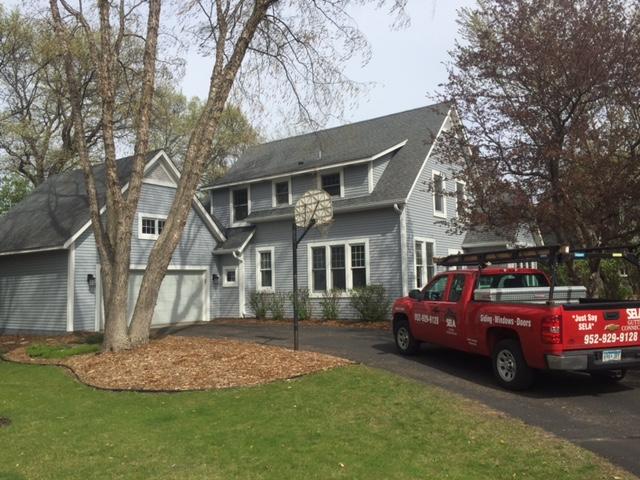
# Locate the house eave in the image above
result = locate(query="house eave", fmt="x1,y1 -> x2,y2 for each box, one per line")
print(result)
202,139 -> 408,191
246,198 -> 406,224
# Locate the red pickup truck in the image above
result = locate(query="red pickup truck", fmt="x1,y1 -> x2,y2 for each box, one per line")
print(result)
392,248 -> 640,390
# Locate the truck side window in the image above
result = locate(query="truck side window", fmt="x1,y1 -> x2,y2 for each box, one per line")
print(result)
448,274 -> 466,302
423,276 -> 449,301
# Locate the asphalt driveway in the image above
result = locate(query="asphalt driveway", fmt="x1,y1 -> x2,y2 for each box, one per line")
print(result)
172,321 -> 640,476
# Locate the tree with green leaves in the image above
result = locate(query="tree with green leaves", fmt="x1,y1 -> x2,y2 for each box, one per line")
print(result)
150,89 -> 258,184
0,173 -> 31,216
439,0 -> 640,295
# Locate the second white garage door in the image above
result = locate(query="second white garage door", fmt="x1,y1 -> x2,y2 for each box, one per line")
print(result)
127,269 -> 207,326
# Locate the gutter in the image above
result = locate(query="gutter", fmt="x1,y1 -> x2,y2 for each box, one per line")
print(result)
394,203 -> 409,296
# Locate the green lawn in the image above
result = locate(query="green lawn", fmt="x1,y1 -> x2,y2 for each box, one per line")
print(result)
0,361 -> 633,480
26,343 -> 100,359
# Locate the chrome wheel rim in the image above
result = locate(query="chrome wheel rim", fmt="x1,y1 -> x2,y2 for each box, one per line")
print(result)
397,327 -> 410,350
497,349 -> 517,382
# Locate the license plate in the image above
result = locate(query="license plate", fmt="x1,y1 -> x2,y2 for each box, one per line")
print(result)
602,349 -> 622,362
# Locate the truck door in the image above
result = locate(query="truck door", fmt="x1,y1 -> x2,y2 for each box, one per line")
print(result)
413,274 -> 450,345
436,273 -> 469,351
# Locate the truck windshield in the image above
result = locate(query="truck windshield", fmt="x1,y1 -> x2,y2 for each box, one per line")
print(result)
478,273 -> 549,289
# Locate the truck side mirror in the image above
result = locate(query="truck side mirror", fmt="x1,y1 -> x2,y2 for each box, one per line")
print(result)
409,289 -> 423,300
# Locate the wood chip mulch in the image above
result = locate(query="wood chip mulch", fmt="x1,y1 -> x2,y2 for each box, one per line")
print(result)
2,336 -> 352,392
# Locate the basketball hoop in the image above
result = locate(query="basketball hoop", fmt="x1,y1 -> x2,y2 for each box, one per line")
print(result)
294,189 -> 333,229
291,189 -> 334,351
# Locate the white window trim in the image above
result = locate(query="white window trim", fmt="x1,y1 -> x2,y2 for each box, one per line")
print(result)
256,246 -> 276,292
222,266 -> 238,287
306,238 -> 370,298
271,177 -> 293,207
138,212 -> 168,240
454,179 -> 466,218
229,186 -> 251,225
432,170 -> 447,218
317,168 -> 344,198
414,237 -> 436,289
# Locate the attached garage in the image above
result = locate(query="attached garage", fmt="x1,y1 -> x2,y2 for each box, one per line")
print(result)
127,268 -> 209,326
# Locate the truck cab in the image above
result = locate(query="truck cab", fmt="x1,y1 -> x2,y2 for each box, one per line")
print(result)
392,246 -> 640,390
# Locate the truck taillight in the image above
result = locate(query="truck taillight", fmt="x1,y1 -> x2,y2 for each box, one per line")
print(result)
541,314 -> 562,344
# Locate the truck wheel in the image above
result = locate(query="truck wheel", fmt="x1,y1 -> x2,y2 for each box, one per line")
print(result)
492,339 -> 534,390
394,319 -> 419,355
590,369 -> 627,383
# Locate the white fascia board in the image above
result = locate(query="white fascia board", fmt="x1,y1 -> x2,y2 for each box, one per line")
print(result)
203,139 -> 409,191
406,108 -> 452,202
247,198 -> 406,224
0,245 -> 67,256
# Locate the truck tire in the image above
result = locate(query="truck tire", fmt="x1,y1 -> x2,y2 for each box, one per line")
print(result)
492,339 -> 534,390
590,369 -> 627,383
394,319 -> 420,355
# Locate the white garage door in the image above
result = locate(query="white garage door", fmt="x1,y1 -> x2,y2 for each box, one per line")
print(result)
127,270 -> 207,326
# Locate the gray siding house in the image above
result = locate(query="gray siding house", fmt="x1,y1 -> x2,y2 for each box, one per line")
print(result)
0,151 -> 225,334
205,102 -> 465,319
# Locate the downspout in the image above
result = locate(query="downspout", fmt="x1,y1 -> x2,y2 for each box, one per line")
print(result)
394,203 -> 408,296
232,250 -> 246,317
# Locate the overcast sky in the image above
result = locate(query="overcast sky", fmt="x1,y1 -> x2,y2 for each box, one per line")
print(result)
9,0 -> 477,136
181,0 -> 477,135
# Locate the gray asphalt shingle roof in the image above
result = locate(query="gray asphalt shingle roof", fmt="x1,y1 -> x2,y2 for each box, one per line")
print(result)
0,151 -> 160,254
207,102 -> 452,206
214,226 -> 255,252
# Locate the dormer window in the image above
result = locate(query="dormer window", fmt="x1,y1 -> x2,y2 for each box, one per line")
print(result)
232,187 -> 249,223
138,213 -> 167,240
273,179 -> 291,206
320,171 -> 342,197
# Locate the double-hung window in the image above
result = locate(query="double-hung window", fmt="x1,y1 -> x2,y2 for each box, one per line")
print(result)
256,247 -> 274,291
415,239 -> 435,288
320,172 -> 342,197
432,171 -> 446,217
232,188 -> 249,223
273,179 -> 290,206
309,240 -> 368,295
138,214 -> 167,240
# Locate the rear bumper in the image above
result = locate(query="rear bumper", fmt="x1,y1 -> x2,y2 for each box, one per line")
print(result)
545,347 -> 640,371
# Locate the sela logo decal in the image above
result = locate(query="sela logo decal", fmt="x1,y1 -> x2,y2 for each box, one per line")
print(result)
605,324 -> 620,332
626,308 -> 640,320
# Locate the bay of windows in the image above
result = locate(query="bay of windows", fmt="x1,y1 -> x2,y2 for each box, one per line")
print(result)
309,240 -> 368,294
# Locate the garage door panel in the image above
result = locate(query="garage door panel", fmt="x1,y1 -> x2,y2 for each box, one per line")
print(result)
127,270 -> 206,326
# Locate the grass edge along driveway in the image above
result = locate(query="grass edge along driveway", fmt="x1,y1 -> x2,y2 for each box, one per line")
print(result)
0,361 -> 634,480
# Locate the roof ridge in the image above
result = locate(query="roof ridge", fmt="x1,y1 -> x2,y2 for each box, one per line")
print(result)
247,101 -> 451,151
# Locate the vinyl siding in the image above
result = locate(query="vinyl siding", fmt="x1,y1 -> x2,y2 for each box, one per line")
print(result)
211,189 -> 231,227
130,183 -> 220,318
217,255 -> 241,317
251,181 -> 273,211
292,173 -> 316,203
405,133 -> 464,290
0,250 -> 68,333
371,152 -> 393,190
74,229 -> 99,331
72,181 -> 221,330
244,208 -> 401,319
344,164 -> 369,198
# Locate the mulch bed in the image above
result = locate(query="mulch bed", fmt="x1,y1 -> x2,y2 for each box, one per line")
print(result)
2,336 -> 352,392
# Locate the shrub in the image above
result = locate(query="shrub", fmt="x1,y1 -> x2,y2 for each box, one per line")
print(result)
290,288 -> 312,321
249,291 -> 269,319
320,289 -> 341,321
268,291 -> 288,320
350,285 -> 391,322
